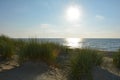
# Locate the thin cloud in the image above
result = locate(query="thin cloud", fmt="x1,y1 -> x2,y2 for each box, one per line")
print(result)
96,15 -> 105,20
40,24 -> 51,28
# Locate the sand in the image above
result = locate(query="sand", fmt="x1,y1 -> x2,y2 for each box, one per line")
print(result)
0,62 -> 120,80
0,52 -> 120,80
0,62 -> 66,80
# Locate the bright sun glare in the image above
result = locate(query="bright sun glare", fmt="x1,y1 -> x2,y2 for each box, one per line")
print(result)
65,38 -> 82,48
66,6 -> 82,22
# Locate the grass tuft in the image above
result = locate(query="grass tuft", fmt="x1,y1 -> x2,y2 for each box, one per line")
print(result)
18,39 -> 61,66
113,49 -> 120,68
0,35 -> 15,60
67,48 -> 103,80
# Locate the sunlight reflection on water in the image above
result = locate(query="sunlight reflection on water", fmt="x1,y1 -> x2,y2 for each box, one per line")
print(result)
64,38 -> 83,48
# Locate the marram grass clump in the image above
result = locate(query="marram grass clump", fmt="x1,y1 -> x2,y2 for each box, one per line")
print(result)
113,49 -> 120,68
67,48 -> 103,80
18,40 -> 61,66
0,35 -> 15,60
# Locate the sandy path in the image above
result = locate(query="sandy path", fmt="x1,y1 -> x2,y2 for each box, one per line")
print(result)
92,66 -> 120,80
0,62 -> 65,80
0,62 -> 120,80
0,62 -> 49,80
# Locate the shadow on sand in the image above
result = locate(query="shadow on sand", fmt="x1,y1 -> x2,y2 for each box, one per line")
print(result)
0,62 -> 49,80
92,66 -> 120,80
0,63 -> 120,80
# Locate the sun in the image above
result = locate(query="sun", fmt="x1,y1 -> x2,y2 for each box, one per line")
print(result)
66,5 -> 82,22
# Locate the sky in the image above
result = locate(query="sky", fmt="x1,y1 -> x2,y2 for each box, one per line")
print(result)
0,0 -> 120,38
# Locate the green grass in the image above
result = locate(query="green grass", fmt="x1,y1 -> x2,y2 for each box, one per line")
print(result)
18,39 -> 62,66
14,39 -> 26,50
67,48 -> 103,80
113,49 -> 120,68
0,35 -> 15,60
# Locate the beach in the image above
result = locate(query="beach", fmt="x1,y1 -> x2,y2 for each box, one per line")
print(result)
0,51 -> 120,80
0,35 -> 120,80
0,0 -> 120,79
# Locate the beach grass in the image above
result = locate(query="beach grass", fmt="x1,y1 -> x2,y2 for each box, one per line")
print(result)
67,48 -> 103,80
14,39 -> 27,51
0,35 -> 15,60
18,39 -> 62,66
113,49 -> 120,68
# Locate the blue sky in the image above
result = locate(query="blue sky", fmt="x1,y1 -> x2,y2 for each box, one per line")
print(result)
0,0 -> 120,38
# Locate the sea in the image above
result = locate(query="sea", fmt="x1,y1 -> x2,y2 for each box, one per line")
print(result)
20,38 -> 120,52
